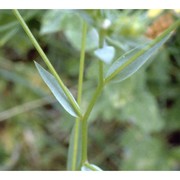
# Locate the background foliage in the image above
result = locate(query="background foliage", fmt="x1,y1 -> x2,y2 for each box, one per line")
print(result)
0,10 -> 179,170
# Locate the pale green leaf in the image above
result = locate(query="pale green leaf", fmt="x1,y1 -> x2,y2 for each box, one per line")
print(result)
105,33 -> 171,82
94,46 -> 115,64
120,128 -> 169,170
40,10 -> 99,51
40,10 -> 66,34
35,62 -> 79,117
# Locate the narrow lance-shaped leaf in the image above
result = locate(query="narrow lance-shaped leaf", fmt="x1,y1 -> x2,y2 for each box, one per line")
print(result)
105,33 -> 171,83
35,61 -> 80,117
105,19 -> 180,83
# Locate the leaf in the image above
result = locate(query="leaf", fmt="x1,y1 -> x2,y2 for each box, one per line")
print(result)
121,92 -> 164,133
40,10 -> 66,34
94,45 -> 115,64
63,13 -> 99,51
105,33 -> 171,82
40,10 -> 99,51
120,128 -> 169,170
67,122 -> 82,170
81,163 -> 103,171
35,62 -> 80,117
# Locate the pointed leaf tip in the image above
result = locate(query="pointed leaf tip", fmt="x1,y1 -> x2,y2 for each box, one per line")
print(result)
34,61 -> 80,117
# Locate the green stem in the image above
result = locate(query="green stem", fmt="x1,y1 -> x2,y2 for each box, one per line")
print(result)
83,84 -> 103,123
13,9 -> 81,118
71,22 -> 87,170
104,19 -> 180,84
81,85 -> 104,165
98,29 -> 105,85
71,119 -> 80,170
81,28 -> 106,165
77,22 -> 87,105
81,116 -> 88,164
98,61 -> 104,85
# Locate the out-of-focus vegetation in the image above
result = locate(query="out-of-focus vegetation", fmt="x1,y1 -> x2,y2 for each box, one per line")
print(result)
0,10 -> 179,170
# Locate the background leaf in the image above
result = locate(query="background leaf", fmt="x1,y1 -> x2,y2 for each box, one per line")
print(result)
40,10 -> 66,35
35,62 -> 80,117
120,127 -> 169,170
40,10 -> 99,52
121,92 -> 164,133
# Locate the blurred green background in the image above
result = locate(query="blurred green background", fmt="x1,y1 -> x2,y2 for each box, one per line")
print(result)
0,10 -> 179,170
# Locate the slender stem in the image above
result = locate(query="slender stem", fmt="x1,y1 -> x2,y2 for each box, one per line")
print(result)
98,62 -> 104,85
13,9 -> 82,118
83,84 -> 103,123
81,116 -> 88,164
98,29 -> 105,85
77,22 -> 87,105
71,22 -> 87,170
81,84 -> 103,164
81,28 -> 106,165
71,119 -> 80,170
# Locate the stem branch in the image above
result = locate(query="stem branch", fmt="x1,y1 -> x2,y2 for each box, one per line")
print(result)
81,27 -> 106,165
81,84 -> 104,164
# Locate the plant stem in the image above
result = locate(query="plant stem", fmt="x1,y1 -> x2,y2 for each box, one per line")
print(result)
71,119 -> 80,170
83,84 -> 103,123
71,22 -> 87,170
81,116 -> 88,164
98,29 -> 105,85
81,84 -> 103,164
98,61 -> 104,85
81,28 -> 106,165
82,28 -> 106,122
77,22 -> 87,105
13,9 -> 82,118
